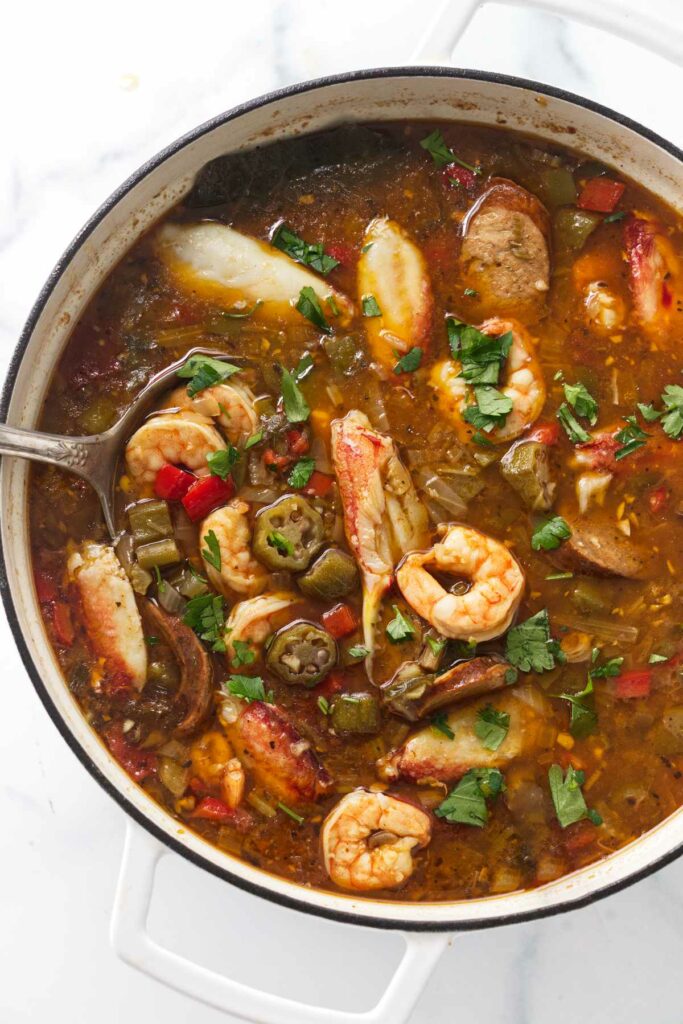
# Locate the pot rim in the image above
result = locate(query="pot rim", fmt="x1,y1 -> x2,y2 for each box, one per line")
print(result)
3,64 -> 683,932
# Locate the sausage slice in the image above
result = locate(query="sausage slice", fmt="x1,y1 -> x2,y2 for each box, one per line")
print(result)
551,517 -> 649,579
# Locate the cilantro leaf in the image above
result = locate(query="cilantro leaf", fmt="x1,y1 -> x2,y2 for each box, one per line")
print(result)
431,712 -> 455,740
244,429 -> 264,449
531,515 -> 572,552
224,674 -> 273,703
463,287 -> 479,298
281,367 -> 311,423
177,355 -> 241,398
271,223 -> 339,275
614,415 -> 649,460
661,385 -> 683,440
590,654 -> 624,679
505,609 -> 565,674
207,445 -> 239,481
558,677 -> 597,738
183,593 -> 226,652
435,768 -> 505,828
649,653 -> 668,664
446,319 -> 512,385
419,129 -> 480,174
548,764 -> 602,828
557,402 -> 592,444
347,644 -> 370,659
268,531 -> 294,557
463,385 -> 513,433
637,402 -> 662,423
393,346 -> 423,375
474,705 -> 510,751
201,529 -> 221,572
362,294 -> 382,317
386,605 -> 416,643
295,286 -> 331,333
426,635 -> 447,657
231,639 -> 255,668
287,457 -> 316,489
563,381 -> 598,425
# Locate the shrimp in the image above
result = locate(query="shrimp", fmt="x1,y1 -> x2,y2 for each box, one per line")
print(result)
321,790 -> 432,892
224,592 -> 300,662
583,282 -> 625,333
200,500 -> 268,597
155,222 -> 353,326
67,542 -> 147,690
191,730 -> 245,808
379,687 -> 552,784
331,410 -> 429,663
165,380 -> 259,446
125,411 -> 224,486
356,217 -> 433,367
396,524 -> 525,642
430,318 -> 545,445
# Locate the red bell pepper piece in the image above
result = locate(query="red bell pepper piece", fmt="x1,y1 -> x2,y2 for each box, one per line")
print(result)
52,602 -> 74,646
322,603 -> 358,639
286,429 -> 310,456
154,463 -> 195,501
314,668 -> 346,698
326,242 -> 356,266
105,725 -> 158,782
443,164 -> 477,190
527,420 -> 561,446
304,470 -> 335,498
614,669 -> 651,699
648,485 -> 669,515
263,449 -> 292,474
191,796 -> 253,830
578,177 -> 625,213
181,474 -> 234,522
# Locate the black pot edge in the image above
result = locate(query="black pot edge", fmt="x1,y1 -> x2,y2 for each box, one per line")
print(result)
2,64 -> 683,934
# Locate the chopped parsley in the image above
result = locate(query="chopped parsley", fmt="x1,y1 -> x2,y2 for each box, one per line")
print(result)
362,294 -> 382,318
347,644 -> 370,659
361,242 -> 374,253
649,653 -> 668,665
557,402 -> 592,444
288,457 -> 316,489
231,639 -> 256,668
463,385 -> 513,433
614,415 -> 649,459
563,381 -> 598,425
505,609 -> 565,674
446,318 -> 512,385
224,674 -> 273,703
386,605 -> 416,643
661,385 -> 683,439
435,768 -> 505,828
280,367 -> 311,423
590,651 -> 624,679
277,802 -> 304,824
474,705 -> 510,751
637,402 -> 662,423
201,529 -> 221,572
425,636 -> 447,658
604,211 -> 627,223
431,712 -> 455,740
393,346 -> 423,375
184,593 -> 226,652
177,355 -> 241,398
531,515 -> 572,552
472,430 -> 494,448
267,531 -> 294,557
207,445 -> 239,481
558,677 -> 597,738
463,287 -> 479,298
548,764 -> 602,828
295,286 -> 331,333
271,223 -> 339,275
419,129 -> 480,174
244,428 -> 264,449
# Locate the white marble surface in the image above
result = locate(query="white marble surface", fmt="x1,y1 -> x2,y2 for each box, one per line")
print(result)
1,2 -> 682,1022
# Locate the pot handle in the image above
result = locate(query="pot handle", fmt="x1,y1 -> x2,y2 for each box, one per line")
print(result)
412,0 -> 683,67
111,822 -> 449,1023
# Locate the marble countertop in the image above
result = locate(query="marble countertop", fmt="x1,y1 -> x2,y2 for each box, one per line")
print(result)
1,2 -> 682,1022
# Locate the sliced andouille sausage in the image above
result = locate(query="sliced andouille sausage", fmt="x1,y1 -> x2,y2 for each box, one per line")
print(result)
230,701 -> 332,806
460,178 -> 551,318
381,656 -> 513,721
550,516 -> 649,579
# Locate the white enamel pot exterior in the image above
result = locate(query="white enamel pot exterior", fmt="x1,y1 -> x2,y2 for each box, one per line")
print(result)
1,4 -> 683,1021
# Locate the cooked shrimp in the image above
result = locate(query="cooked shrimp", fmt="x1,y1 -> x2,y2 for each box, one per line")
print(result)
191,730 -> 245,808
379,687 -> 552,784
125,411 -> 224,486
321,790 -> 432,892
396,524 -> 524,642
224,592 -> 300,661
67,542 -> 147,690
200,499 -> 268,597
583,282 -> 625,333
430,318 -> 545,444
331,410 -> 429,662
356,217 -> 433,367
165,380 -> 259,446
156,222 -> 353,326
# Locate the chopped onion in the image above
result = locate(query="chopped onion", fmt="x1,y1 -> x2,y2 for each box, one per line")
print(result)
413,467 -> 469,517
220,696 -> 243,725
158,757 -> 190,797
556,613 -> 639,644
326,383 -> 344,407
157,581 -> 187,616
576,471 -> 612,514
240,485 -> 281,504
366,382 -> 390,431
309,436 -> 332,474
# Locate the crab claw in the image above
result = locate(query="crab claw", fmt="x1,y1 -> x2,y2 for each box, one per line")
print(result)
331,410 -> 429,673
356,217 -> 433,368
624,216 -> 678,335
156,222 -> 353,326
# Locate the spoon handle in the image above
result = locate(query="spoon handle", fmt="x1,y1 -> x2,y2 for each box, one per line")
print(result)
0,422 -> 100,473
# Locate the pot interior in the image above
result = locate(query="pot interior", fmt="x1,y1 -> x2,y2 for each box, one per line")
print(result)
4,69 -> 683,928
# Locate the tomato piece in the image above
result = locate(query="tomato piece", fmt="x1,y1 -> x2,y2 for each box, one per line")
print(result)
577,177 -> 625,213
286,429 -> 310,456
304,470 -> 335,498
181,474 -> 235,522
154,463 -> 195,501
105,725 -> 158,782
264,449 -> 292,474
648,485 -> 669,515
614,669 -> 651,699
314,668 -> 346,698
326,242 -> 356,266
527,421 -> 561,446
322,603 -> 358,639
191,796 -> 253,830
442,164 -> 477,190
52,602 -> 74,646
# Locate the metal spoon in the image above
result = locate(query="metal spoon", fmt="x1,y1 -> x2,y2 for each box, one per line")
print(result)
0,349 -> 248,539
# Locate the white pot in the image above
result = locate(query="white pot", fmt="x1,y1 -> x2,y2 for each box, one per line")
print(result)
2,3 -> 682,1020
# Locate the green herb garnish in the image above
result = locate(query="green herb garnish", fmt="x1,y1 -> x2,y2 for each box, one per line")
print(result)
271,223 -> 339,275
614,415 -> 649,459
563,381 -> 598,425
317,696 -> 330,715
207,445 -> 239,481
277,802 -> 304,824
268,531 -> 294,557
431,712 -> 455,740
280,367 -> 311,423
386,605 -> 416,643
362,294 -> 382,318
463,385 -> 513,433
177,355 -> 241,398
474,705 -> 510,751
558,678 -> 597,738
184,593 -> 226,652
649,653 -> 668,664
201,529 -> 221,572
419,129 -> 480,174
231,639 -> 255,668
347,644 -> 370,659
548,764 -> 602,828
505,609 -> 565,674
295,286 -> 331,333
393,346 -> 423,375
435,768 -> 505,828
446,318 -> 512,385
557,402 -> 592,444
531,515 -> 572,552
145,635 -> 160,646
603,211 -> 627,223
287,457 -> 316,489
244,429 -> 264,449
425,636 -> 447,657
661,385 -> 683,439
224,674 -> 273,703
